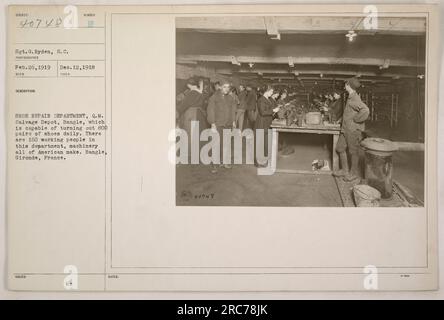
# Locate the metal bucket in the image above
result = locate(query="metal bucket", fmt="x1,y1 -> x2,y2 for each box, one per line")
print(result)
353,184 -> 381,207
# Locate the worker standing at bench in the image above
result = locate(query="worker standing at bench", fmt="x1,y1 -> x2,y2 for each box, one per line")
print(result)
333,77 -> 370,183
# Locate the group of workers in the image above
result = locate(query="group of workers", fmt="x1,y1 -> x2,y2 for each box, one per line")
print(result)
176,76 -> 369,182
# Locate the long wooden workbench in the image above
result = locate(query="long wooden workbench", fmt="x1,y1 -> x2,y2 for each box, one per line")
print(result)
270,121 -> 341,174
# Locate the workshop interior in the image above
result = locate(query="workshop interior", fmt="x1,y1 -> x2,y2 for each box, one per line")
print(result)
175,16 -> 425,208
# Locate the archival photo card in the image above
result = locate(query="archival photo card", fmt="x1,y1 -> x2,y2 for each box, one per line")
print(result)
5,4 -> 439,292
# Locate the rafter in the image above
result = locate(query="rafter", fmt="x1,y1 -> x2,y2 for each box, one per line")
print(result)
177,54 -> 422,68
176,16 -> 426,35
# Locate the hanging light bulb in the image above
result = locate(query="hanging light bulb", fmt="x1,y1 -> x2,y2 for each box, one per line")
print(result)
346,30 -> 357,42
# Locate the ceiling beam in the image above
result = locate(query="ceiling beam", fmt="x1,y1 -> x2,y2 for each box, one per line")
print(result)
259,75 -> 390,82
237,73 -> 392,83
176,16 -> 426,35
216,68 -> 418,78
264,17 -> 281,40
177,54 -> 423,67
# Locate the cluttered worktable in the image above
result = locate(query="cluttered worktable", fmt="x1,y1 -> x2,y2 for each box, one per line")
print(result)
270,119 -> 341,174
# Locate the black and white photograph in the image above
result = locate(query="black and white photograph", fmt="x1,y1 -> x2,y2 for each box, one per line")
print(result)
3,3 -> 440,296
175,15 -> 426,208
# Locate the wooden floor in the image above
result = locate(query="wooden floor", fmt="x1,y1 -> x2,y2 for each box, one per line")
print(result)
175,136 -> 424,207
176,164 -> 342,207
334,176 -> 424,207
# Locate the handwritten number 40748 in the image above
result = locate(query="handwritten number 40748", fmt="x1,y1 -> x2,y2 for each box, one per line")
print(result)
19,5 -> 79,29
18,17 -> 63,29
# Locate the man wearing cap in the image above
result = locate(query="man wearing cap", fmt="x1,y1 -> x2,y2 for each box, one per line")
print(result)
207,81 -> 237,172
327,89 -> 344,123
333,77 -> 369,182
176,77 -> 206,139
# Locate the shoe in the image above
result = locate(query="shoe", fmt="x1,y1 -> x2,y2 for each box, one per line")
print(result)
223,164 -> 232,169
334,152 -> 350,177
343,173 -> 360,183
211,166 -> 218,174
